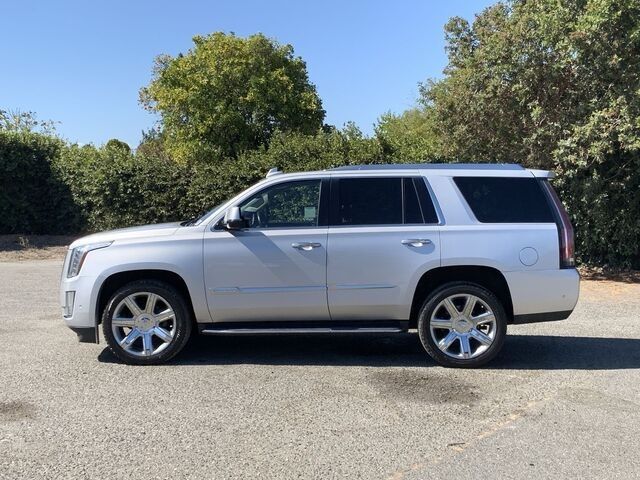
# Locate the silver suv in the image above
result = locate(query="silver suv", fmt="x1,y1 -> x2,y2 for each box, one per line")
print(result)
60,164 -> 579,367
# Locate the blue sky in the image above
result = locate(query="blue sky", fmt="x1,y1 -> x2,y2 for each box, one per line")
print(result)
1,0 -> 494,147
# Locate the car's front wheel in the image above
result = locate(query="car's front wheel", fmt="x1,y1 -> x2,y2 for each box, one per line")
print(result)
102,280 -> 192,365
417,282 -> 507,368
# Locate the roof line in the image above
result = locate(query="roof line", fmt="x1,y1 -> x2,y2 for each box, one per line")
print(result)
329,163 -> 525,171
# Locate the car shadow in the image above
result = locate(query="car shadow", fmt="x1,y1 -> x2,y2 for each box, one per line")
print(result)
97,333 -> 640,370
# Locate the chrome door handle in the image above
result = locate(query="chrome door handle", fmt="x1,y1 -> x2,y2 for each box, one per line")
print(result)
401,239 -> 432,247
291,242 -> 322,251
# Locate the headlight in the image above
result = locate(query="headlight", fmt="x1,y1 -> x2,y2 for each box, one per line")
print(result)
67,242 -> 112,278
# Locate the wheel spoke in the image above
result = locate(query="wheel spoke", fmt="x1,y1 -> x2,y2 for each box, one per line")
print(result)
442,298 -> 459,318
470,328 -> 493,346
124,296 -> 142,317
431,317 -> 453,329
438,331 -> 458,351
460,335 -> 472,359
462,295 -> 476,318
119,328 -> 141,350
142,333 -> 154,356
112,317 -> 135,327
472,311 -> 495,326
152,326 -> 172,343
144,293 -> 158,315
154,309 -> 175,323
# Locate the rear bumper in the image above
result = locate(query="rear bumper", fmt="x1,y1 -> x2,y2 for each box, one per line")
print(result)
505,268 -> 580,321
512,310 -> 573,324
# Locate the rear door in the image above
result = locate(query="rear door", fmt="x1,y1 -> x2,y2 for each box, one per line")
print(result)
326,175 -> 441,320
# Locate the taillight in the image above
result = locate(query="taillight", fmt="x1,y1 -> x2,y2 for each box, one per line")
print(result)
541,181 -> 575,268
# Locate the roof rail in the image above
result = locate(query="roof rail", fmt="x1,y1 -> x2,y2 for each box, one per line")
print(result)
266,167 -> 283,178
329,163 -> 524,171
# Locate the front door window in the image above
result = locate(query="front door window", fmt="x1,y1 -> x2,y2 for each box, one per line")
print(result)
239,180 -> 321,229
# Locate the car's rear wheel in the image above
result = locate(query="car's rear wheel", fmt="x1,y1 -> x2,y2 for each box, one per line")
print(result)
417,282 -> 507,368
102,280 -> 192,365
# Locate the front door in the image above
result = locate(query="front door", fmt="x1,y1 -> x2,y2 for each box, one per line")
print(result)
204,178 -> 330,322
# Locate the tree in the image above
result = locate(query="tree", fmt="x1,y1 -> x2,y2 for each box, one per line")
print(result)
421,0 -> 640,267
104,138 -> 131,153
140,32 -> 325,162
375,108 -> 442,162
0,109 -> 57,135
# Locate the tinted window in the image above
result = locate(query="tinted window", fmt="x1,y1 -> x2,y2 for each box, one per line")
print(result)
336,178 -> 402,225
403,178 -> 423,224
413,177 -> 439,224
239,180 -> 321,228
454,177 -> 554,223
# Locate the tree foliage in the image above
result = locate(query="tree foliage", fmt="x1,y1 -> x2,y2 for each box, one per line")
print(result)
422,0 -> 640,266
375,108 -> 442,162
140,32 -> 325,162
0,109 -> 58,135
0,131 -> 81,234
4,9 -> 639,267
57,142 -> 189,231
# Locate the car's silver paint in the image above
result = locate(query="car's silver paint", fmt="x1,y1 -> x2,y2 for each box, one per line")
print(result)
204,227 -> 330,322
60,164 -> 580,338
326,225 -> 441,320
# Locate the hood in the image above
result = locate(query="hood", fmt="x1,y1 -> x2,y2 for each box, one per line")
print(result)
69,222 -> 182,249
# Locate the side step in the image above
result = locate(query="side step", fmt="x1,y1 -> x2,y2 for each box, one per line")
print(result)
199,320 -> 408,336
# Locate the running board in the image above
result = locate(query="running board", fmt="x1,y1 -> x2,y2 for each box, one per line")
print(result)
198,320 -> 408,335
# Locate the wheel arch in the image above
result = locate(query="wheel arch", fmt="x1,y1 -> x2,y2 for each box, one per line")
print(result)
409,265 -> 514,328
96,269 -> 196,329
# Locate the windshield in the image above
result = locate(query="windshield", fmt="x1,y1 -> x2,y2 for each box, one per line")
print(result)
180,203 -> 225,226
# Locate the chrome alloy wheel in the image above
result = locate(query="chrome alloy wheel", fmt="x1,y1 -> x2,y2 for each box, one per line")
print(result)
111,292 -> 176,357
429,294 -> 497,360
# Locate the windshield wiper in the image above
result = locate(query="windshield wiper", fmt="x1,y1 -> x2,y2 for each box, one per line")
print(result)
180,217 -> 199,227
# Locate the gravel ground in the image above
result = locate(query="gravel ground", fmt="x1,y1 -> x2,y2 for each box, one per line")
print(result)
0,259 -> 639,480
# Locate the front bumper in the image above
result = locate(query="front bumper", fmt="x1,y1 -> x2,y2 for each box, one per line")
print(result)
60,271 -> 100,343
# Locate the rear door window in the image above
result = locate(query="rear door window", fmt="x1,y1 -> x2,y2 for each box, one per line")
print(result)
412,177 -> 439,224
454,177 -> 554,223
335,177 -> 402,226
403,178 -> 423,224
332,176 -> 439,226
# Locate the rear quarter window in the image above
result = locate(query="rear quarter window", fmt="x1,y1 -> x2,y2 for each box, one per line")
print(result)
454,177 -> 554,223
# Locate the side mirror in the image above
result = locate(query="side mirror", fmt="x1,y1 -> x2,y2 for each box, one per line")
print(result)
222,207 -> 246,230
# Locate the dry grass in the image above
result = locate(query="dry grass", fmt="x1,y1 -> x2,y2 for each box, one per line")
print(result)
0,235 -> 77,261
578,266 -> 640,283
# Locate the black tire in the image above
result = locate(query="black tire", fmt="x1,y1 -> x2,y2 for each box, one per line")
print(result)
417,282 -> 507,368
102,280 -> 192,365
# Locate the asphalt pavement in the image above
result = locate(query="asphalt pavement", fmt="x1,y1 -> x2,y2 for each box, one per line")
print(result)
1,259 -> 639,479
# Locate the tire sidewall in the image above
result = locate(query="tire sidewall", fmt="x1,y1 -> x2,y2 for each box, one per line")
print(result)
102,280 -> 192,365
417,282 -> 507,368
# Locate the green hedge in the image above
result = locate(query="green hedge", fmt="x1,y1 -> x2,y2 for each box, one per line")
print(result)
52,128 -> 386,232
0,131 -> 82,234
2,128 -> 639,268
56,142 -> 190,231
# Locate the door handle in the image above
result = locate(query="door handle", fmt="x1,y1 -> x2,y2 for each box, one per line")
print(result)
401,239 -> 432,247
291,242 -> 322,251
